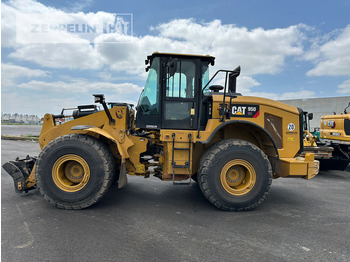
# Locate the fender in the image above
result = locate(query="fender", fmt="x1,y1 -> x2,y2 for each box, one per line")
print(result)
72,125 -> 135,188
71,125 -> 135,160
80,126 -> 133,160
200,120 -> 280,159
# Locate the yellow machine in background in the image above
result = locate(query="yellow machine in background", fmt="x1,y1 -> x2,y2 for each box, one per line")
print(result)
3,52 -> 319,211
318,104 -> 350,170
302,104 -> 350,170
320,108 -> 350,145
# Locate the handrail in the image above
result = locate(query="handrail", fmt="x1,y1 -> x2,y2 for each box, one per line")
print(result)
197,69 -> 238,138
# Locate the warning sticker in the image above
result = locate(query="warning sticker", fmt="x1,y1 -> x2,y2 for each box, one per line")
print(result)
287,123 -> 295,131
230,104 -> 260,118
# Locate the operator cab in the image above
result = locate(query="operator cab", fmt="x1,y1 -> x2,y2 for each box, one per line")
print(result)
136,52 -> 215,130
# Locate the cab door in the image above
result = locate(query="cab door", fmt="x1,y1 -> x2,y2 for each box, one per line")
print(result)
161,59 -> 198,130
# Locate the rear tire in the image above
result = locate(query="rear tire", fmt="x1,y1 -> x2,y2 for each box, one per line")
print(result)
198,139 -> 272,211
35,134 -> 115,209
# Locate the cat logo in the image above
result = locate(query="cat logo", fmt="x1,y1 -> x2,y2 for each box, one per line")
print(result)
230,104 -> 260,118
232,106 -> 246,115
327,120 -> 335,128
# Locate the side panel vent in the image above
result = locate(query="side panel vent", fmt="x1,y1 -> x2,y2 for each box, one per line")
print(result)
264,113 -> 283,149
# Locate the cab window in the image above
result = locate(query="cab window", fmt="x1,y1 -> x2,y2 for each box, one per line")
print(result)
138,57 -> 160,115
166,60 -> 195,99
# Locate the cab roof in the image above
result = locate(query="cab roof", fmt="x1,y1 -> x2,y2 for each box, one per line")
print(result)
147,52 -> 215,65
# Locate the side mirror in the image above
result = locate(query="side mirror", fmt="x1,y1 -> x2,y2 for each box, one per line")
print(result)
308,113 -> 313,120
93,94 -> 105,104
167,58 -> 178,77
228,66 -> 241,94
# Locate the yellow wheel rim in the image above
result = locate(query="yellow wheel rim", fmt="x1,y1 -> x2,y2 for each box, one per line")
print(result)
220,159 -> 256,196
52,154 -> 90,192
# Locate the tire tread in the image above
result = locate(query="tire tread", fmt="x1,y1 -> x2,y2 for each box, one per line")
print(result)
198,139 -> 272,211
35,134 -> 115,209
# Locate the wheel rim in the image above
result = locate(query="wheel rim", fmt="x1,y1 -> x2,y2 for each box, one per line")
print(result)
220,159 -> 256,196
52,154 -> 90,192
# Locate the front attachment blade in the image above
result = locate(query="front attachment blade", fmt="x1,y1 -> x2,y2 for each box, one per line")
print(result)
2,156 -> 37,193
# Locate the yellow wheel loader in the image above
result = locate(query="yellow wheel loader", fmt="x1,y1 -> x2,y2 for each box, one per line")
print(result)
304,104 -> 350,170
2,52 -> 319,211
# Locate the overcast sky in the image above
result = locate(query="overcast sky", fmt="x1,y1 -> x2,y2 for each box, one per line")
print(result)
1,0 -> 350,116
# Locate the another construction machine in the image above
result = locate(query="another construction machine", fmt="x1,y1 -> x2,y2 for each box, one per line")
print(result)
320,103 -> 350,145
3,52 -> 319,211
306,103 -> 350,170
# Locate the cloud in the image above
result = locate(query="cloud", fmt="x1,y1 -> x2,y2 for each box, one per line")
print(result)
66,0 -> 93,12
2,63 -> 50,78
16,79 -> 142,95
9,44 -> 103,70
3,0 -> 343,116
2,0 -> 53,47
337,79 -> 350,94
2,0 -> 120,70
2,78 -> 142,116
95,20 -> 306,77
1,63 -> 50,87
153,19 -> 305,75
306,25 -> 350,77
208,72 -> 315,100
1,91 -> 81,116
237,78 -> 315,101
1,62 -> 142,116
2,0 -> 306,77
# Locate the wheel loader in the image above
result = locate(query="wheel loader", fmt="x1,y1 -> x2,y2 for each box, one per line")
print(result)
302,104 -> 350,170
2,52 -> 319,211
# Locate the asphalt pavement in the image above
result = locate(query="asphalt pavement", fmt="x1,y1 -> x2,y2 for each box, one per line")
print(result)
1,137 -> 350,261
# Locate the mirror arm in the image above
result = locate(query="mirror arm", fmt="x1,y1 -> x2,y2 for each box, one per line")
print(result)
93,94 -> 115,125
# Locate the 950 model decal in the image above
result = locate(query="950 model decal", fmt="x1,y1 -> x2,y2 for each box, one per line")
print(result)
230,104 -> 260,118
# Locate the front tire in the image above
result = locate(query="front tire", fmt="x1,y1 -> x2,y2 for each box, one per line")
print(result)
198,139 -> 272,211
35,134 -> 115,209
